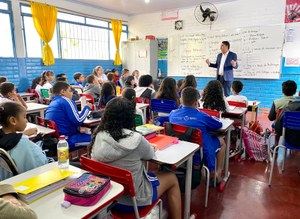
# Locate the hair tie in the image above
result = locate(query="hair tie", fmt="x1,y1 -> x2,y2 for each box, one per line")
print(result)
0,106 -> 4,112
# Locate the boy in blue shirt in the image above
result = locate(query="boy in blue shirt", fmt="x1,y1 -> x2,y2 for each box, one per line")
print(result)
169,87 -> 226,182
46,81 -> 92,150
73,72 -> 85,89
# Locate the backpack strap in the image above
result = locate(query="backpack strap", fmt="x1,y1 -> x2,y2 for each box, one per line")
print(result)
165,122 -> 195,142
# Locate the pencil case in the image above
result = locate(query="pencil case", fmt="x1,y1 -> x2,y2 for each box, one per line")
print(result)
63,172 -> 111,206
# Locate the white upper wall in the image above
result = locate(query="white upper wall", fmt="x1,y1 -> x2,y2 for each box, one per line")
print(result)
128,0 -> 285,39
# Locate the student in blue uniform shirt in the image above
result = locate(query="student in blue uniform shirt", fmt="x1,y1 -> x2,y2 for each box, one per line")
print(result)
169,87 -> 226,183
73,72 -> 85,89
45,81 -> 93,150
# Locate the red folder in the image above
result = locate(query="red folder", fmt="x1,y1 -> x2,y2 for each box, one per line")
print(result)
148,134 -> 178,150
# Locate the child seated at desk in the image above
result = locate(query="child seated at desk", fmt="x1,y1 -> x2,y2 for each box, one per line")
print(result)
268,80 -> 297,121
88,97 -> 181,219
202,80 -> 230,112
122,88 -> 145,124
0,184 -> 37,218
45,81 -> 93,150
73,72 -> 85,89
92,66 -> 107,84
178,75 -> 197,97
98,82 -> 116,108
83,75 -> 101,102
169,87 -> 226,183
135,75 -> 156,99
41,70 -> 54,90
0,102 -> 48,180
0,82 -> 27,109
226,80 -> 248,106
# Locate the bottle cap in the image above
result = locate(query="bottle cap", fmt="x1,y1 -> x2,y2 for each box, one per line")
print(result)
59,135 -> 66,140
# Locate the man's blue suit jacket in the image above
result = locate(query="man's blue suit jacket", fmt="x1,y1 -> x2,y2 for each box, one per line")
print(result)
209,51 -> 238,81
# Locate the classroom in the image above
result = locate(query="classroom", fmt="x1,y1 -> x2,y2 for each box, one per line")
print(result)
0,0 -> 300,218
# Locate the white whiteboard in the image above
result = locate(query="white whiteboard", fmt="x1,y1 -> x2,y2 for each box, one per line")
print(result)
168,25 -> 285,79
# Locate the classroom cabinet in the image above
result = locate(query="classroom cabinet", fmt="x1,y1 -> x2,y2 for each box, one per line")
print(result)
121,40 -> 158,79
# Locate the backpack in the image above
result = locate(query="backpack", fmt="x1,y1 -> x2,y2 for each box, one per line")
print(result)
242,127 -> 268,162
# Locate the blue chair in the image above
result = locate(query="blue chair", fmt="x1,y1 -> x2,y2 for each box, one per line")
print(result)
150,99 -> 177,126
268,111 -> 300,186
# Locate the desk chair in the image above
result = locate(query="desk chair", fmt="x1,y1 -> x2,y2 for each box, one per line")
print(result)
164,122 -> 211,208
198,108 -> 220,118
80,93 -> 95,110
150,99 -> 177,126
36,117 -> 87,161
0,148 -> 19,176
268,111 -> 300,186
136,97 -> 150,123
80,155 -> 162,219
135,114 -> 143,126
40,89 -> 51,104
71,85 -> 83,94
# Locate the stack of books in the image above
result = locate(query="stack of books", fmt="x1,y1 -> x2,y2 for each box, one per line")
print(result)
13,168 -> 75,204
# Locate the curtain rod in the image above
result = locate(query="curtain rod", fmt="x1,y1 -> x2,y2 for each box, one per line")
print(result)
19,0 -> 128,23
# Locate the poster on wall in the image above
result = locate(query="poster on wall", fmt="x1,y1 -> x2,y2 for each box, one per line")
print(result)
285,0 -> 300,23
157,38 -> 168,60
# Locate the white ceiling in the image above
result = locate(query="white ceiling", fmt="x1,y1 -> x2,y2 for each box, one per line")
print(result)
65,0 -> 236,15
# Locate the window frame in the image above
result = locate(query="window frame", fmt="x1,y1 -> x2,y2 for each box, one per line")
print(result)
0,0 -> 16,57
20,3 -> 128,60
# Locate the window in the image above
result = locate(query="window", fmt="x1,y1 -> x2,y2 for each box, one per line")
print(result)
60,22 -> 109,59
21,4 -> 128,60
0,1 -> 14,57
21,5 -> 59,58
109,30 -> 128,60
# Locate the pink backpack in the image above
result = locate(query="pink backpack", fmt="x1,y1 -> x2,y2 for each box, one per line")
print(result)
242,127 -> 268,162
63,173 -> 111,206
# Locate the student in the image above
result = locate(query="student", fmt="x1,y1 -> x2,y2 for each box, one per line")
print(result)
83,74 -> 101,101
31,76 -> 43,101
268,80 -> 297,121
41,70 -> 55,90
226,80 -> 248,105
92,66 -> 107,84
202,80 -> 230,112
98,82 -> 116,108
107,72 -> 114,82
0,102 -> 48,180
124,75 -> 136,89
88,97 -> 181,219
178,75 -> 197,97
112,68 -> 120,84
119,68 -> 129,87
45,81 -> 92,149
155,77 -> 180,107
56,77 -> 80,101
73,72 -> 85,89
176,79 -> 185,92
169,87 -> 226,183
0,184 -> 37,218
0,82 -> 27,109
135,75 -> 156,99
122,88 -> 145,124
132,70 -> 139,86
0,77 -> 8,84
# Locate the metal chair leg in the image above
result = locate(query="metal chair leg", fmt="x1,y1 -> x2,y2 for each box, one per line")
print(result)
282,147 -> 286,172
203,165 -> 210,208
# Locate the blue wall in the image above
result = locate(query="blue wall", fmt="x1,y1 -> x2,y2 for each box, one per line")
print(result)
0,58 -> 121,92
158,58 -> 300,109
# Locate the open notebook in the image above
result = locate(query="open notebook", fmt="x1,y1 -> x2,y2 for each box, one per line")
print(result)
148,134 -> 178,150
13,168 -> 75,204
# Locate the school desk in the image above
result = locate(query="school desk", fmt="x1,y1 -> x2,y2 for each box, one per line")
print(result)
26,122 -> 55,139
26,102 -> 48,118
152,140 -> 199,219
136,103 -> 149,119
19,92 -> 35,101
1,162 -> 124,219
83,117 -> 101,127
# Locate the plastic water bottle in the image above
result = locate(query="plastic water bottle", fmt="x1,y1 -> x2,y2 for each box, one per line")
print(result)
57,135 -> 69,169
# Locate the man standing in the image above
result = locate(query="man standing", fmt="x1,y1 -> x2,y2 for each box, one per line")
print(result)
206,41 -> 238,97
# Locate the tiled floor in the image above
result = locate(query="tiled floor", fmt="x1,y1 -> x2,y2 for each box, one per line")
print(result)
163,111 -> 300,219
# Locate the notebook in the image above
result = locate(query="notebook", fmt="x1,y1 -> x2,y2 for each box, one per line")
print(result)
13,168 -> 75,204
136,126 -> 156,135
148,134 -> 178,150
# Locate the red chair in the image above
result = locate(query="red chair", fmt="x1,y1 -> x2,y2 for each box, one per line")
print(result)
198,108 -> 220,118
163,122 -> 211,208
80,93 -> 95,110
36,116 -> 60,138
80,155 -> 162,219
227,101 -> 247,108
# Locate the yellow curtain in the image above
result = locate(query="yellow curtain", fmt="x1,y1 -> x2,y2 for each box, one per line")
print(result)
111,19 -> 122,66
30,2 -> 57,66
